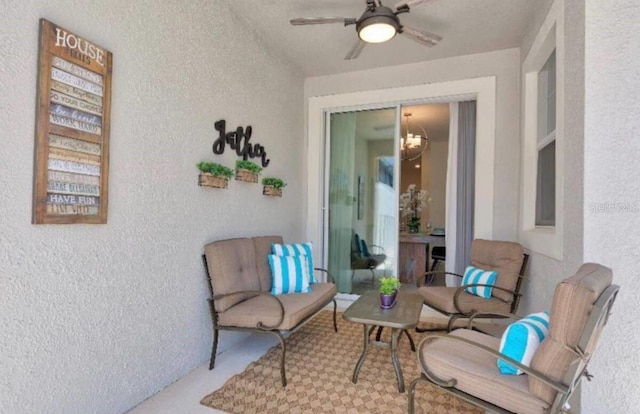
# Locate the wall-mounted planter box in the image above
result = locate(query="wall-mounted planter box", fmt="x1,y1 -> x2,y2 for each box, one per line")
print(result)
235,168 -> 258,183
263,185 -> 282,197
198,173 -> 228,189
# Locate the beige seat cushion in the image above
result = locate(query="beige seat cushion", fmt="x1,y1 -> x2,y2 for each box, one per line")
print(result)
421,329 -> 549,414
529,263 -> 612,403
204,238 -> 261,312
218,283 -> 337,330
418,286 -> 511,315
471,239 -> 524,303
252,235 -> 283,292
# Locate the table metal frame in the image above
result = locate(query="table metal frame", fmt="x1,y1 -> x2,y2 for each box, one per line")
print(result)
342,290 -> 423,392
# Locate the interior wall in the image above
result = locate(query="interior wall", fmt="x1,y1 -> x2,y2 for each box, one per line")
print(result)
0,1 -> 305,413
304,48 -> 521,242
368,139 -> 395,241
428,140 -> 449,229
583,1 -> 640,412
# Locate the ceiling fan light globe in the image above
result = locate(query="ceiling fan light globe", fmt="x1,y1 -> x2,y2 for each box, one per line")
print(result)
356,8 -> 400,44
358,22 -> 396,43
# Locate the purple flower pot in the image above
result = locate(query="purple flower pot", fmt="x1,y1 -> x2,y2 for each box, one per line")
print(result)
380,292 -> 397,309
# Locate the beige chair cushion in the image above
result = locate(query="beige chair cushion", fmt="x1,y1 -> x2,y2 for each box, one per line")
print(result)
529,263 -> 612,403
470,239 -> 524,303
218,283 -> 337,330
204,238 -> 261,313
418,286 -> 511,315
422,329 -> 549,414
252,235 -> 283,292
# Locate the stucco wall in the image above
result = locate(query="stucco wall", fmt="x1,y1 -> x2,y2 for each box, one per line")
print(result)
0,1 -> 304,413
583,1 -> 640,412
519,0 -> 585,318
305,48 -> 522,242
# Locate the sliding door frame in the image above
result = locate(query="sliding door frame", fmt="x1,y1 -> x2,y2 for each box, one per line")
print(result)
306,77 -> 497,271
323,105 -> 401,284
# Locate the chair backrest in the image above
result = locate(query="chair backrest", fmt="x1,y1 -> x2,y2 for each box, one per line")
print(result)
470,239 -> 525,303
203,237 -> 262,312
360,239 -> 370,257
252,235 -> 284,291
351,232 -> 363,260
529,263 -> 618,406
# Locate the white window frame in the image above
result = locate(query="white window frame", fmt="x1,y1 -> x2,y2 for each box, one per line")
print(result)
520,0 -> 564,260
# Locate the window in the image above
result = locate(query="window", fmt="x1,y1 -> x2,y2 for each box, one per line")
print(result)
519,0 -> 563,260
536,51 -> 556,226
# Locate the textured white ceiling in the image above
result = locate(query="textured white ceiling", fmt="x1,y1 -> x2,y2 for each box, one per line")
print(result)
226,0 -> 550,77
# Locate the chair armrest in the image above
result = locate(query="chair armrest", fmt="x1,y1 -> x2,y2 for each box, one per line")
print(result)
466,311 -> 523,330
368,244 -> 386,254
211,290 -> 285,330
314,267 -> 336,284
417,271 -> 463,287
416,332 -> 570,395
452,284 -> 516,315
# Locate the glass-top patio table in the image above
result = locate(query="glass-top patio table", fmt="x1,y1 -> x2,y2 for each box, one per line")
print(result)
342,289 -> 423,393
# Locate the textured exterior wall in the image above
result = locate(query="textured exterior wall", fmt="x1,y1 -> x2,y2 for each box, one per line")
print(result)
519,0 -> 585,318
583,1 -> 640,412
0,1 -> 304,413
305,48 -> 522,242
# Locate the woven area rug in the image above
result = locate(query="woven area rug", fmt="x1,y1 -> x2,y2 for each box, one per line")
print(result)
201,310 -> 482,413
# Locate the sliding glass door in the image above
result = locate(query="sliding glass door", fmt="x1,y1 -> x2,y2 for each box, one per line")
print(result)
324,107 -> 399,294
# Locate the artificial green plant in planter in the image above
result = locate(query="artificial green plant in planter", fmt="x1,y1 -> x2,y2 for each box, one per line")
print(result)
379,276 -> 401,309
235,160 -> 262,183
197,161 -> 234,189
261,177 -> 286,197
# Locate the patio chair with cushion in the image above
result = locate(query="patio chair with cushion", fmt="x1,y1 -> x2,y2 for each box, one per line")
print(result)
408,263 -> 619,414
351,232 -> 386,285
416,239 -> 529,332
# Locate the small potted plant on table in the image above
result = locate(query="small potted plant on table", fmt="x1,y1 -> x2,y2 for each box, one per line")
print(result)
197,161 -> 233,189
262,177 -> 286,197
235,160 -> 262,183
379,277 -> 401,309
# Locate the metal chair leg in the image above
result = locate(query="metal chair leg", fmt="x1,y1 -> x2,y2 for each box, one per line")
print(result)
332,299 -> 338,332
375,325 -> 384,341
408,375 -> 428,414
209,327 -> 218,370
430,258 -> 441,272
267,330 -> 287,387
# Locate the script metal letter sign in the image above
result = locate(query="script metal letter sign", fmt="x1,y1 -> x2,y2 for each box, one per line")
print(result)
32,19 -> 112,224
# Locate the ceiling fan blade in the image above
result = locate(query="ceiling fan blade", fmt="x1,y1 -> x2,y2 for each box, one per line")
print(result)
395,0 -> 433,10
344,39 -> 366,60
290,17 -> 356,26
401,25 -> 442,47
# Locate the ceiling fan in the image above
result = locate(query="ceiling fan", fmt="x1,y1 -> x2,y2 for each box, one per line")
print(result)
290,0 -> 441,60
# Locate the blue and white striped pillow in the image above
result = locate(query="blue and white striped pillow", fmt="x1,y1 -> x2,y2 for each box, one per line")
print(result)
462,266 -> 497,299
272,242 -> 315,283
498,311 -> 550,375
268,255 -> 311,295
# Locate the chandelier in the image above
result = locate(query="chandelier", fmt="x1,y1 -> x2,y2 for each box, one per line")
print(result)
401,113 -> 428,161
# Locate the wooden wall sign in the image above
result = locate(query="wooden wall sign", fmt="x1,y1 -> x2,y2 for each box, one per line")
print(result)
32,19 -> 112,224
